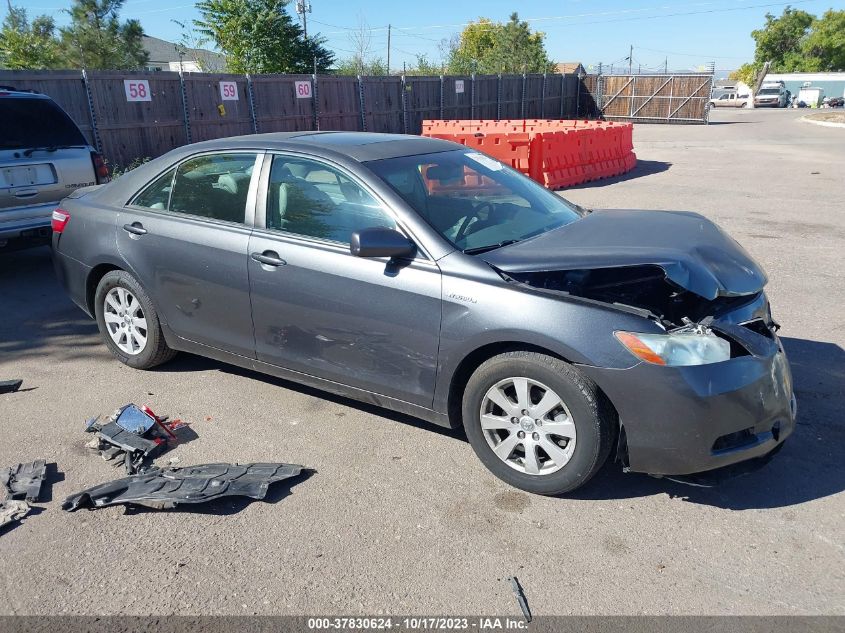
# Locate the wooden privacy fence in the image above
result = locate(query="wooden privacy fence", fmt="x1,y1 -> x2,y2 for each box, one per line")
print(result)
0,69 -> 584,168
0,69 -> 710,167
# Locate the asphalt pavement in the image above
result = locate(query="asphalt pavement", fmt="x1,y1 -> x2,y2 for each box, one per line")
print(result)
0,107 -> 843,616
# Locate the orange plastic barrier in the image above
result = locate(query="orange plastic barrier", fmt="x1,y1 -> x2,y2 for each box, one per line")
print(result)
422,119 -> 636,189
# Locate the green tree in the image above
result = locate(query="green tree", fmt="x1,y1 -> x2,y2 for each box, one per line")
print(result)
802,10 -> 845,71
734,7 -> 845,81
60,0 -> 147,69
751,7 -> 814,71
729,63 -> 757,87
446,13 -> 553,74
0,4 -> 63,69
194,0 -> 333,74
404,53 -> 441,76
334,56 -> 387,76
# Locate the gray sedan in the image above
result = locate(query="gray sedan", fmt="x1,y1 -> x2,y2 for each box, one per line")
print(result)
52,132 -> 796,495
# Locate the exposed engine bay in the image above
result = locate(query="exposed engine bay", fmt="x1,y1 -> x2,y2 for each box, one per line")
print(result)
502,265 -> 762,329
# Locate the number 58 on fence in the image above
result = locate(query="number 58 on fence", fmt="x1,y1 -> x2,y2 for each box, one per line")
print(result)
124,79 -> 151,102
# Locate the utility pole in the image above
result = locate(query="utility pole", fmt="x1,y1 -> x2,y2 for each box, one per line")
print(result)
628,44 -> 633,74
664,57 -> 668,73
387,24 -> 391,75
296,0 -> 311,39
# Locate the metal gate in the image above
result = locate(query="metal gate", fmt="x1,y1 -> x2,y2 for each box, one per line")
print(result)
597,73 -> 713,124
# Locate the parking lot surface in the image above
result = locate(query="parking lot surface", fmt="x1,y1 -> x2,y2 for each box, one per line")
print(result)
1,107 -> 843,616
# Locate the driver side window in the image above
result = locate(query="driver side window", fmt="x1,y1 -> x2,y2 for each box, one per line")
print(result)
266,155 -> 395,244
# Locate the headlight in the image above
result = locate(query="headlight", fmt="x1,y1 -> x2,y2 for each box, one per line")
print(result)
615,329 -> 731,366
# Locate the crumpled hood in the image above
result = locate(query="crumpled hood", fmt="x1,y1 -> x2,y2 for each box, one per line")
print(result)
481,209 -> 767,300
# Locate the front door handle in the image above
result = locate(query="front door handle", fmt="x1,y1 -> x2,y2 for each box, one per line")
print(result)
123,222 -> 147,236
251,251 -> 286,267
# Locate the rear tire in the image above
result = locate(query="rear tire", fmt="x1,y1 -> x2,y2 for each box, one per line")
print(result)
94,270 -> 176,369
462,351 -> 615,495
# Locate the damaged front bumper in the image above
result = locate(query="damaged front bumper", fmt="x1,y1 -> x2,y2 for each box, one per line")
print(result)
580,329 -> 796,476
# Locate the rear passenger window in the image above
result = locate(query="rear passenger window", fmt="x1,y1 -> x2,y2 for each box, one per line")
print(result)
169,153 -> 257,223
132,169 -> 175,209
266,155 -> 395,243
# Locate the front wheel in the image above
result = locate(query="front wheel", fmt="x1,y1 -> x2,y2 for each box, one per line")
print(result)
462,351 -> 615,495
94,270 -> 176,369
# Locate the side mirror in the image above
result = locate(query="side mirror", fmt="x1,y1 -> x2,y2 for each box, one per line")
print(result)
350,227 -> 416,259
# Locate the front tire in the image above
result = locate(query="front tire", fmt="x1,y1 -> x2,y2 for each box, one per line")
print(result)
462,351 -> 615,495
94,270 -> 176,369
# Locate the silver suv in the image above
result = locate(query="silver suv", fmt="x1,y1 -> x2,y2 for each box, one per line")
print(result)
0,87 -> 109,251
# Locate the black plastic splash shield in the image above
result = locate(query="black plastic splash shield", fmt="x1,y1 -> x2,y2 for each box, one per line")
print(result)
62,463 -> 305,511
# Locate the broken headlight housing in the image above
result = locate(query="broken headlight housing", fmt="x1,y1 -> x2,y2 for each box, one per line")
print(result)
615,328 -> 731,366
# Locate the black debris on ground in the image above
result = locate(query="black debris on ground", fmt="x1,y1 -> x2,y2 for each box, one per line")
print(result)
62,462 -> 307,512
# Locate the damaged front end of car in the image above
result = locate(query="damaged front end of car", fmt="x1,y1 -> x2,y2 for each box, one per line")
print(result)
480,209 -> 796,477
501,264 -> 766,331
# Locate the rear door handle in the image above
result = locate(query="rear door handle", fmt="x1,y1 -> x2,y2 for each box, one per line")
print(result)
123,222 -> 147,236
14,189 -> 38,198
250,251 -> 286,267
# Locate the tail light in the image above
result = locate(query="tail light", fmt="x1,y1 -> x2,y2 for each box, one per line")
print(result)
52,208 -> 70,233
91,152 -> 110,184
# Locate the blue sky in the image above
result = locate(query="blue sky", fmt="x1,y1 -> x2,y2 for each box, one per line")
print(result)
8,0 -> 844,76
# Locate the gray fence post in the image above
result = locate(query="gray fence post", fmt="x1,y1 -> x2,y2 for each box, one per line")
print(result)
497,74 -> 502,120
561,73 -> 566,118
520,73 -> 526,118
80,69 -> 103,154
357,76 -> 366,131
574,73 -> 581,117
470,73 -> 475,119
178,71 -> 191,144
439,75 -> 444,120
540,72 -> 546,118
401,75 -> 408,134
598,73 -> 604,116
312,72 -> 319,130
246,74 -> 258,133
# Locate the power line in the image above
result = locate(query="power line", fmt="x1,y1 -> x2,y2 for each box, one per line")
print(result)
313,0 -> 819,37
634,45 -> 749,60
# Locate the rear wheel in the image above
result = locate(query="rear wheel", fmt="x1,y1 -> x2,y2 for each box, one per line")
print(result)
94,270 -> 176,369
462,351 -> 615,495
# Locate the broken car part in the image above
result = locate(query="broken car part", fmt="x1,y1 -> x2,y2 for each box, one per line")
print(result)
0,379 -> 23,394
84,404 -> 186,474
1,460 -> 46,502
507,576 -> 532,623
62,462 -> 305,511
0,500 -> 30,530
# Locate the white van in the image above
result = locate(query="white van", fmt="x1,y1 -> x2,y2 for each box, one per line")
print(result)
755,82 -> 787,107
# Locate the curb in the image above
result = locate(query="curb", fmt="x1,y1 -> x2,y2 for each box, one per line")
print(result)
801,115 -> 845,129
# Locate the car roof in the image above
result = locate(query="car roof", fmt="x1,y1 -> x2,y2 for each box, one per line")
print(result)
0,88 -> 50,99
184,131 -> 461,162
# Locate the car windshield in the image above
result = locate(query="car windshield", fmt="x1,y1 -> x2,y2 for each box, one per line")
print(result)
758,88 -> 781,95
0,97 -> 87,150
366,150 -> 582,252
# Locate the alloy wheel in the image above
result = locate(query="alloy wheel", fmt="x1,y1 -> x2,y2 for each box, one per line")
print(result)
479,377 -> 577,475
103,287 -> 148,355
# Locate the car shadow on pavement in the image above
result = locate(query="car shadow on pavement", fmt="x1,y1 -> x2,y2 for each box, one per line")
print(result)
0,247 -> 102,361
157,353 -> 465,442
572,336 -> 845,509
562,159 -> 671,190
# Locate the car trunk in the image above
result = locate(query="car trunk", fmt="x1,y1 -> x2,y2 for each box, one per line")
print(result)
0,95 -> 95,215
0,148 -> 96,211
